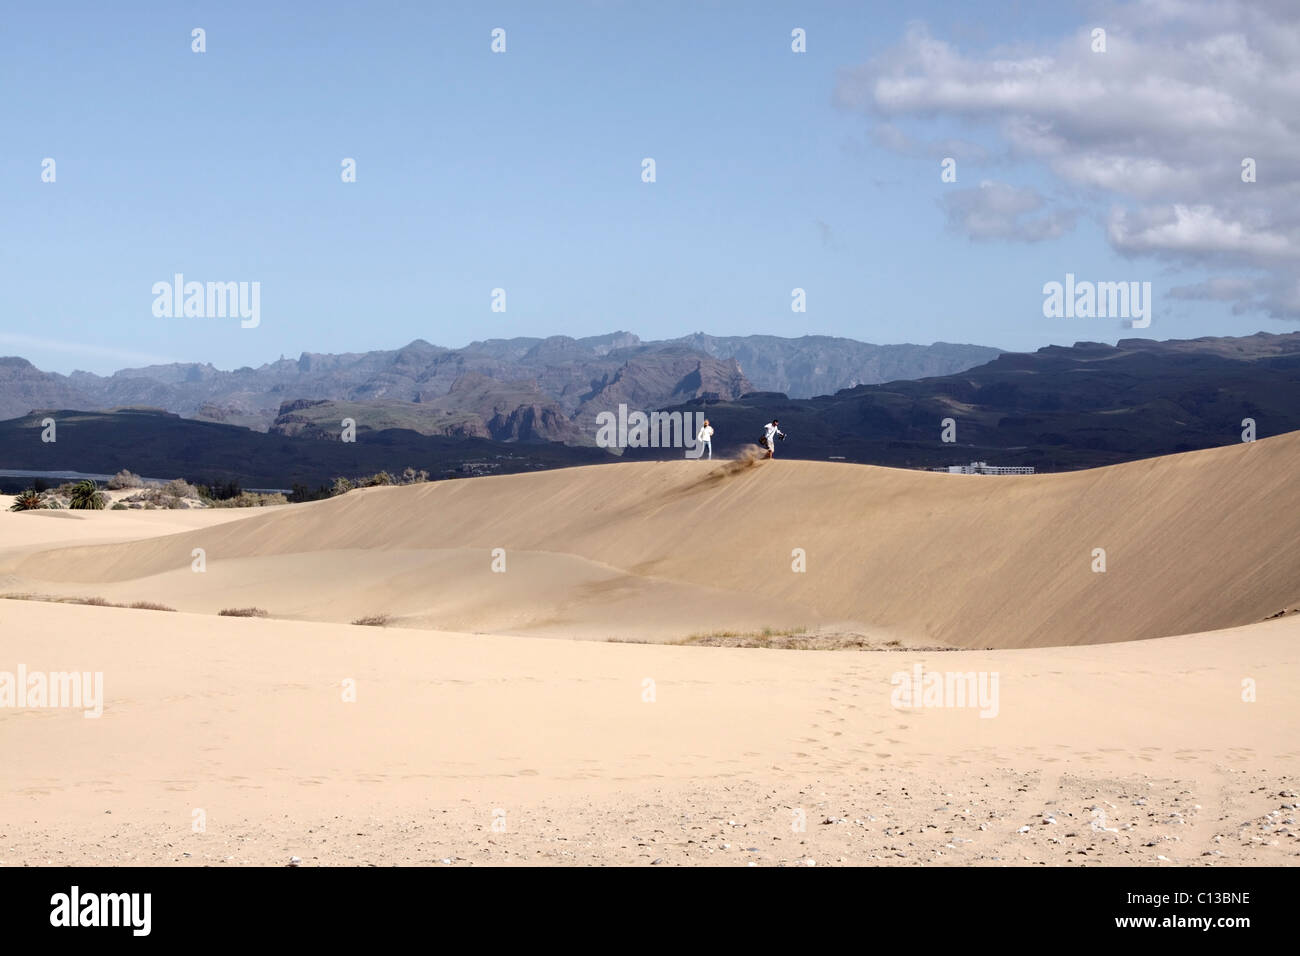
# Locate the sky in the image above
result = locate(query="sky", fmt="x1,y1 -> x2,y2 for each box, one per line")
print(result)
2,0 -> 1297,374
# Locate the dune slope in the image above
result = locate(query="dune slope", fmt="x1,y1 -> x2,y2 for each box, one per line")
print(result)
10,432 -> 1300,647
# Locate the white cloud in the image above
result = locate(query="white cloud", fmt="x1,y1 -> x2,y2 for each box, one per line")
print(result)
1108,204 -> 1297,259
835,0 -> 1300,315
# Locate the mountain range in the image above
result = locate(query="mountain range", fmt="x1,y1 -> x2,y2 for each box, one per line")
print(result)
0,333 -> 1001,443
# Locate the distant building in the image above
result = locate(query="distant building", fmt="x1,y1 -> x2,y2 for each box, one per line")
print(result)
932,461 -> 1035,475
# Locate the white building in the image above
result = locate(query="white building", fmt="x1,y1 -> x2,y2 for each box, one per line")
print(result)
932,461 -> 1035,475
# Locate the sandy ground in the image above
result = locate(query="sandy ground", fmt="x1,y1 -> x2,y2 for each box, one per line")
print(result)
1,440 -> 1298,865
1,600 -> 1296,866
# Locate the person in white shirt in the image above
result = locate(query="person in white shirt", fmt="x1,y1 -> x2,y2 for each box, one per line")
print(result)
696,418 -> 714,459
762,419 -> 785,459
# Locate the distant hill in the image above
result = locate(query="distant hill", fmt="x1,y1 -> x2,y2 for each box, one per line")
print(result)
0,333 -> 999,431
0,408 -> 610,491
627,332 -> 1300,471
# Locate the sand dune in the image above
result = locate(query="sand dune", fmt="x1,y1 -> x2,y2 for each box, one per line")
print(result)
0,499 -> 270,597
8,432 -> 1300,647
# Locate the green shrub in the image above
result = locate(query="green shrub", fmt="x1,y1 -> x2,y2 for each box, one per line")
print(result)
67,480 -> 106,510
9,488 -> 45,511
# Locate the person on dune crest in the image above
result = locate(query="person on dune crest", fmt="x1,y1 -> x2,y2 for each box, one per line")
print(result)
761,419 -> 786,459
696,418 -> 713,460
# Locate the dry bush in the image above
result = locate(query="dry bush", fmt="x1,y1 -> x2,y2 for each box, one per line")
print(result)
123,486 -> 202,510
351,613 -> 391,627
162,478 -> 200,499
0,594 -> 175,611
218,607 -> 270,617
209,492 -> 287,508
106,470 -> 145,490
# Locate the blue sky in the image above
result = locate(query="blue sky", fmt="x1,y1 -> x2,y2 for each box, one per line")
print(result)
2,0 -> 1295,374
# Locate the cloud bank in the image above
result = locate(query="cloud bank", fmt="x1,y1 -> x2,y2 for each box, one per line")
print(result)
836,0 -> 1300,317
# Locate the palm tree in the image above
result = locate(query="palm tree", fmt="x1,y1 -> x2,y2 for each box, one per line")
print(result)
8,488 -> 45,511
67,479 -> 107,510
